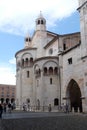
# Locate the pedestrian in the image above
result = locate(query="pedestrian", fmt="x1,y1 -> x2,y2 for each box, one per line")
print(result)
0,103 -> 3,119
8,102 -> 12,113
23,103 -> 26,111
65,103 -> 69,113
11,103 -> 14,110
3,102 -> 7,113
27,102 -> 30,111
61,103 -> 65,112
48,104 -> 52,112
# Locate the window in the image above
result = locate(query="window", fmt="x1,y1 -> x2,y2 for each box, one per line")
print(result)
54,67 -> 58,75
39,69 -> 41,75
1,92 -> 4,95
44,67 -> 47,75
79,40 -> 81,44
2,87 -> 4,90
1,94 -> 4,97
41,20 -> 43,24
27,98 -> 30,103
25,58 -> 28,66
12,94 -> 14,97
54,98 -> 59,106
49,48 -> 53,55
50,78 -> 52,84
22,59 -> 24,67
25,38 -> 28,42
27,71 -> 29,78
7,94 -> 9,97
30,57 -> 33,66
38,20 -> 40,24
49,67 -> 53,75
63,43 -> 66,50
68,58 -> 72,64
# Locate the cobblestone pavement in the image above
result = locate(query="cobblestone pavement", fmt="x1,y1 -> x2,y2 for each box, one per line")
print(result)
0,112 -> 87,130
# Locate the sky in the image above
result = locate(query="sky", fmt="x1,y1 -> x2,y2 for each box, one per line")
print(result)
0,0 -> 80,85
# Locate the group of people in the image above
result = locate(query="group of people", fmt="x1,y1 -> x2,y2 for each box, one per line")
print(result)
0,102 -> 15,119
22,102 -> 30,111
60,103 -> 70,113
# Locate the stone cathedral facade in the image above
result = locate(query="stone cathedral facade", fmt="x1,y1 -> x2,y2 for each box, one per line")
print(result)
15,0 -> 87,112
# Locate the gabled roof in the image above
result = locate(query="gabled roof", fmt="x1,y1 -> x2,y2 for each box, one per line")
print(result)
44,35 -> 59,49
47,30 -> 58,36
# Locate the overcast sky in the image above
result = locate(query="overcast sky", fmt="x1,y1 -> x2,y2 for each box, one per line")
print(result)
0,0 -> 79,85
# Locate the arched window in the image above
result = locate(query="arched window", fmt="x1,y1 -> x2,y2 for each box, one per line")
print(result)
22,59 -> 24,67
54,67 -> 58,75
26,98 -> 30,103
54,98 -> 59,106
44,67 -> 47,75
38,20 -> 40,24
25,38 -> 28,42
6,98 -> 9,104
50,78 -> 52,84
41,20 -> 43,24
35,68 -> 41,78
11,98 -> 15,103
25,58 -> 28,66
1,98 -> 4,103
30,57 -> 33,66
63,40 -> 66,50
39,69 -> 41,75
30,57 -> 33,63
27,71 -> 29,78
49,67 -> 53,75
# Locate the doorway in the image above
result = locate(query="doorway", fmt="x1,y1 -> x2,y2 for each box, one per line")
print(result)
66,79 -> 82,112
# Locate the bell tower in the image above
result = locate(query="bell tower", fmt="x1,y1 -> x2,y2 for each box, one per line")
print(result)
35,11 -> 46,31
78,0 -> 87,57
24,33 -> 31,48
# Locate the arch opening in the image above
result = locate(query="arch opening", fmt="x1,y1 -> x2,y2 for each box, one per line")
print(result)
66,79 -> 82,112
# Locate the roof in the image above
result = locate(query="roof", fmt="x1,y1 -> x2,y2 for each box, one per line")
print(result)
77,1 -> 87,10
34,56 -> 58,63
44,35 -> 59,49
15,47 -> 37,57
59,43 -> 81,55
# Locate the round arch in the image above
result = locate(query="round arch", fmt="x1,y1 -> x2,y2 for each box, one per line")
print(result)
21,52 -> 33,59
66,79 -> 82,112
42,60 -> 58,69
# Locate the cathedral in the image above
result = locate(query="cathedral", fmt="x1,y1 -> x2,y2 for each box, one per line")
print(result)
15,0 -> 87,112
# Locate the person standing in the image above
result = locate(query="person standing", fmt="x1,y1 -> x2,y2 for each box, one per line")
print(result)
65,103 -> 69,113
48,104 -> 52,112
3,102 -> 7,113
0,103 -> 3,119
8,102 -> 12,113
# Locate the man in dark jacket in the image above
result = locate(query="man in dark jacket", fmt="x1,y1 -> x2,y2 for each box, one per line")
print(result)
0,103 -> 3,118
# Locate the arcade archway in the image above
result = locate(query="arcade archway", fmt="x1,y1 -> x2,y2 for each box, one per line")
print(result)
66,79 -> 82,112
